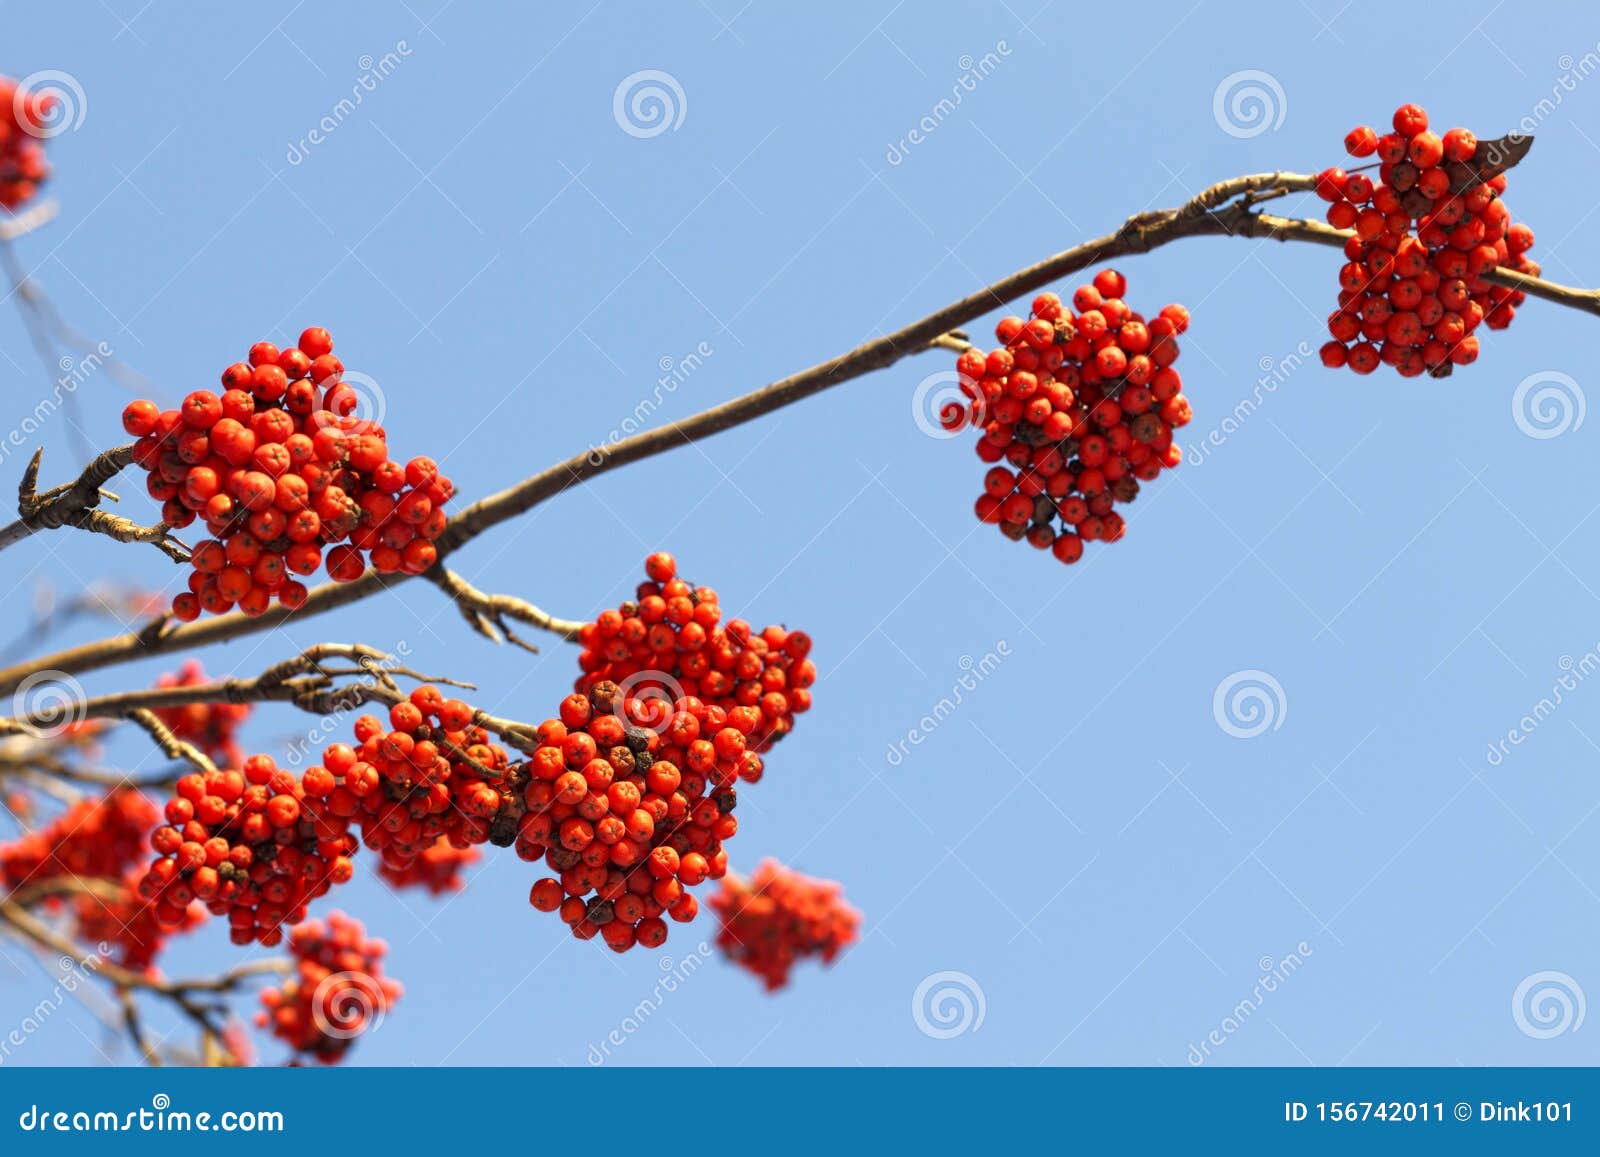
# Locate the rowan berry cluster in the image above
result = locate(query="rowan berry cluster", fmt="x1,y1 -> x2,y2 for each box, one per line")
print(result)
710,859 -> 859,991
138,756 -> 357,947
120,328 -> 454,621
1317,104 -> 1538,377
302,688 -> 519,884
0,76 -> 52,211
0,789 -> 157,889
575,552 -> 815,752
376,834 -> 481,895
152,660 -> 252,767
74,871 -> 206,972
953,270 -> 1192,564
525,678 -> 755,953
255,911 -> 400,1063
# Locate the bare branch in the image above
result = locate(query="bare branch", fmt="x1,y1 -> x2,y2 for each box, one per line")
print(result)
426,566 -> 585,649
123,708 -> 216,773
4,148 -> 1591,694
0,445 -> 187,560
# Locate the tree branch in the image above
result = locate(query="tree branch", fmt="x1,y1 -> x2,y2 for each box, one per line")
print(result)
2,155 -> 1589,695
0,445 -> 188,561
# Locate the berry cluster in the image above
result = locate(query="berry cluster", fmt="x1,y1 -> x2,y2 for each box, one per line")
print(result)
74,871 -> 207,973
525,679 -> 754,953
120,328 -> 454,621
0,76 -> 51,211
953,270 -> 1192,564
303,688 -> 519,883
0,790 -> 157,890
255,912 -> 400,1064
152,660 -> 252,768
575,553 -> 815,752
710,859 -> 860,991
1317,104 -> 1537,377
375,835 -> 481,896
138,756 -> 357,947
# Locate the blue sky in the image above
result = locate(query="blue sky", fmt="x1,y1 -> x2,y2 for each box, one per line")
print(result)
2,0 -> 1599,1067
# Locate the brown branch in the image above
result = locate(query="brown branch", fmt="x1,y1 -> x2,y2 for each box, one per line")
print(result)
123,707 -> 216,774
0,642 -> 534,776
5,151 -> 1593,694
426,566 -> 585,649
0,894 -> 288,1050
0,445 -> 187,560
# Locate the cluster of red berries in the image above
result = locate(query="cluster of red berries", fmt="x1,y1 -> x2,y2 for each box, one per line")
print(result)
152,660 -> 252,768
1316,104 -> 1537,377
302,689 -> 517,886
525,678 -> 755,953
74,870 -> 207,972
0,76 -> 52,211
120,328 -> 455,621
255,912 -> 400,1063
0,790 -> 157,890
376,835 -> 481,895
575,553 -> 815,752
952,270 -> 1192,564
138,756 -> 357,947
711,859 -> 859,991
